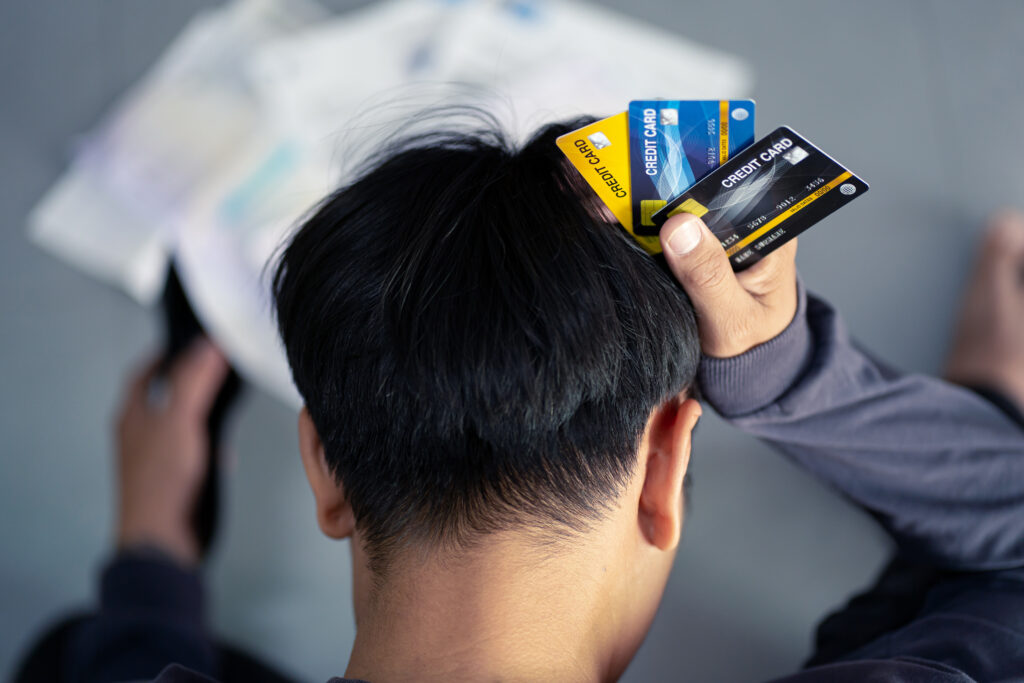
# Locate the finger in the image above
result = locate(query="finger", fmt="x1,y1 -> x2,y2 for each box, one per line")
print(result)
659,213 -> 751,315
169,338 -> 230,417
978,211 -> 1024,316
114,355 -> 162,431
981,211 -> 1024,276
122,354 -> 164,411
736,238 -> 799,298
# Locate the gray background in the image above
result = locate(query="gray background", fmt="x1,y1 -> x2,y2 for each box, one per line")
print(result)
2,1 -> 1023,681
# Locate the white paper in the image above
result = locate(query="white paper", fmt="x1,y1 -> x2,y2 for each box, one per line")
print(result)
27,0 -> 327,304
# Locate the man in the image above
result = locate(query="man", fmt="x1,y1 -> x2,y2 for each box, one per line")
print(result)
17,119 -> 1024,682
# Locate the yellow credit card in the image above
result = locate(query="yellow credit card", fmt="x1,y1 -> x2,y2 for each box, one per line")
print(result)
555,113 -> 663,255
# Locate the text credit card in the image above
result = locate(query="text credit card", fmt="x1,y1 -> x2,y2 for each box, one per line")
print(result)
555,112 -> 662,254
629,100 -> 754,232
651,126 -> 869,269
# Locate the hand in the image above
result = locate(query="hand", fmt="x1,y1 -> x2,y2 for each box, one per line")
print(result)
115,339 -> 228,566
659,213 -> 799,358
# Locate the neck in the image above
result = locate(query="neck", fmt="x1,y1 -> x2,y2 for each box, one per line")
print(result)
344,534 -> 629,683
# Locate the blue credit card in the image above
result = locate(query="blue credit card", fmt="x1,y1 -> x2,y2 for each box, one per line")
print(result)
629,99 -> 755,229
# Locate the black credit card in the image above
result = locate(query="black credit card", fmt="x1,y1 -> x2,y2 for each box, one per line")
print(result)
646,126 -> 868,270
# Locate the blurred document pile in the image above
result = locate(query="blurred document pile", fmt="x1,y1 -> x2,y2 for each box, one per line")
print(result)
28,0 -> 752,406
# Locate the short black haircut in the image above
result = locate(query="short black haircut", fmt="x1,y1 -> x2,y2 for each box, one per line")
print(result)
273,113 -> 700,578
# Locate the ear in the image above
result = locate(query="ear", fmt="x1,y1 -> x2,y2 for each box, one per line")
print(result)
298,407 -> 355,540
638,397 -> 702,551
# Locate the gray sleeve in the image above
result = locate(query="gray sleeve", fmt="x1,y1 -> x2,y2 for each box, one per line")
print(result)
66,549 -> 217,681
698,281 -> 1024,571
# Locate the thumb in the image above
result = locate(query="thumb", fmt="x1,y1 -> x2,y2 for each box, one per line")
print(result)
659,213 -> 749,316
170,338 -> 229,417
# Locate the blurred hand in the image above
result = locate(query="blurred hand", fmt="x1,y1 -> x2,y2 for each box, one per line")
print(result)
945,210 -> 1024,409
115,339 -> 228,565
659,213 -> 799,358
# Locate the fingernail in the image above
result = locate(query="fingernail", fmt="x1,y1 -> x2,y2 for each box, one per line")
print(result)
667,218 -> 703,255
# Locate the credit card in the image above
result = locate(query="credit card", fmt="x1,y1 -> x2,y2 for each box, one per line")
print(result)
629,100 -> 754,232
650,126 -> 869,269
555,112 -> 662,255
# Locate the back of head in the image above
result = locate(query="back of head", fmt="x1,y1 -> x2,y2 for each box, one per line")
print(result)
273,113 -> 700,578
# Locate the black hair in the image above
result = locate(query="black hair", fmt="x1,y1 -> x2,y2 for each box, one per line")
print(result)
272,113 -> 700,578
